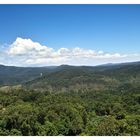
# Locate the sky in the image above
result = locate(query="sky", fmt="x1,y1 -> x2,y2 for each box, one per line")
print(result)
0,4 -> 140,66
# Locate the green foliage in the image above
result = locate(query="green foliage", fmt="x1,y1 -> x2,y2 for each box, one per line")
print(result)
10,129 -> 22,136
0,62 -> 140,135
0,87 -> 139,136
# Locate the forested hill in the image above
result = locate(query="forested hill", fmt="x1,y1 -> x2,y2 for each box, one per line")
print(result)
0,61 -> 140,88
0,61 -> 140,136
0,65 -> 56,86
24,61 -> 140,91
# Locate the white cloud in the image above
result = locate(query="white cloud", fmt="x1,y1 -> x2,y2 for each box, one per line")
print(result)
0,37 -> 140,66
8,37 -> 54,58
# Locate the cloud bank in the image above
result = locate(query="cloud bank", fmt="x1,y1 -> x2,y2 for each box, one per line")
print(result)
0,37 -> 140,66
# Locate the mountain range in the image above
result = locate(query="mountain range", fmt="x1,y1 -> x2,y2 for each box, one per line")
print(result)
0,61 -> 140,91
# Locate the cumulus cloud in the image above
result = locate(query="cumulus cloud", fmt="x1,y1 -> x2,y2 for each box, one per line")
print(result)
0,37 -> 140,66
8,37 -> 54,57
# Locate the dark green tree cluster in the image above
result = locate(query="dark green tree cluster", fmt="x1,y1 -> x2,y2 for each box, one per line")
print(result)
0,86 -> 140,136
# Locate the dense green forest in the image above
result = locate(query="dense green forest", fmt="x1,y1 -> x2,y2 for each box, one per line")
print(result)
0,62 -> 140,136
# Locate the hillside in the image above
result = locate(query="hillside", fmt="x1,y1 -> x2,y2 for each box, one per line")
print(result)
0,65 -> 56,86
1,61 -> 140,87
0,61 -> 140,136
24,61 -> 140,91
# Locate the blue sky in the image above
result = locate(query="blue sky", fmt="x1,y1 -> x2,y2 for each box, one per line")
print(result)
0,4 -> 140,66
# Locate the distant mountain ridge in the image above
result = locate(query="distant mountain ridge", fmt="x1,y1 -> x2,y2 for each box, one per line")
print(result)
0,61 -> 140,87
23,61 -> 139,90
